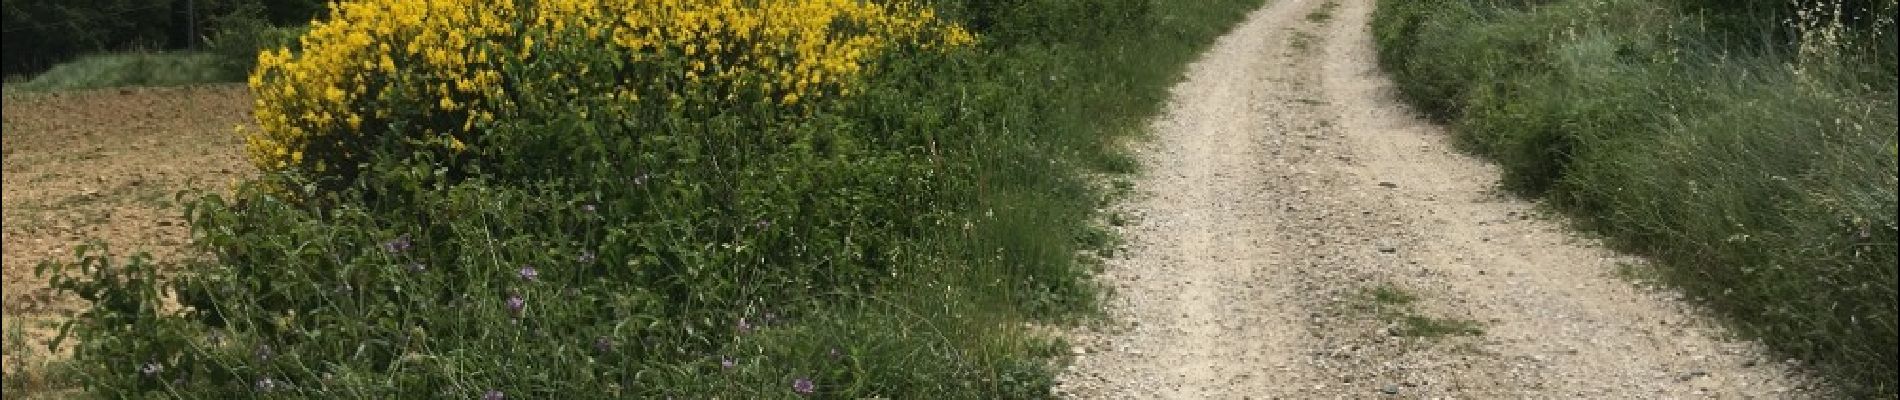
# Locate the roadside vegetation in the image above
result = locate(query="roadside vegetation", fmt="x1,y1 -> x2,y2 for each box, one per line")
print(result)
1372,0 -> 1898,396
1355,285 -> 1484,338
24,0 -> 1262,397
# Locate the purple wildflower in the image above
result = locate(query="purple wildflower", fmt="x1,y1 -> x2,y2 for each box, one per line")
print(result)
581,203 -> 597,213
755,219 -> 772,229
720,356 -> 736,369
254,344 -> 274,363
736,317 -> 754,333
506,295 -> 526,317
383,234 -> 413,254
517,266 -> 539,281
593,336 -> 614,353
255,377 -> 277,392
577,250 -> 597,264
792,377 -> 815,395
482,389 -> 505,400
407,262 -> 428,273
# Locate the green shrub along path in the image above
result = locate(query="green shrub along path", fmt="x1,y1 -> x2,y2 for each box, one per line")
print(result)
30,0 -> 1265,398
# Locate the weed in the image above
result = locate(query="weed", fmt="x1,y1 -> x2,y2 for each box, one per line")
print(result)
2,319 -> 79,398
1368,285 -> 1417,306
1307,1 -> 1340,22
1352,284 -> 1482,338
1291,31 -> 1320,51
1396,315 -> 1484,337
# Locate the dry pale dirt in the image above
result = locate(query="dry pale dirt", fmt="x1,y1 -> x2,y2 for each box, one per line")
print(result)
1055,0 -> 1823,398
1,84 -> 253,374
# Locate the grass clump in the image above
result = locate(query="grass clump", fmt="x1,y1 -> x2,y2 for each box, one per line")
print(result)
1354,285 -> 1483,338
33,0 -> 1266,397
1395,315 -> 1484,338
1374,0 -> 1897,395
1306,1 -> 1340,22
1367,285 -> 1417,306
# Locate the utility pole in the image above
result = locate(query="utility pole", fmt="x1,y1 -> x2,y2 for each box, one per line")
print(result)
186,0 -> 197,50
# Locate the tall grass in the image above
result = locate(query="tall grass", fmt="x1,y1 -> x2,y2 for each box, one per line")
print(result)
33,0 -> 1265,397
5,52 -> 241,92
3,16 -> 302,93
1373,0 -> 1898,396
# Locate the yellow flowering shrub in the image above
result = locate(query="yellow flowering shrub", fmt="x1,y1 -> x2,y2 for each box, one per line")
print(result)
245,0 -> 974,179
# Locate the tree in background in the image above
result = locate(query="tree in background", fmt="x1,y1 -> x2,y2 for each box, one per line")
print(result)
2,0 -> 326,76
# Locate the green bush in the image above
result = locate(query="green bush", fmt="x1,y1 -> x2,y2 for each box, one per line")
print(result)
204,6 -> 306,74
38,0 -> 1266,397
6,52 -> 239,92
1374,0 -> 1898,396
239,1 -> 974,191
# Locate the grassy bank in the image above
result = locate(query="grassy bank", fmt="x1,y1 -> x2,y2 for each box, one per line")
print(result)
1372,0 -> 1897,396
4,52 -> 239,92
4,22 -> 302,93
27,0 -> 1262,397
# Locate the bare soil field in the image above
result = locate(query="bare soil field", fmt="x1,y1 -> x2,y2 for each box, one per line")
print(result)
1,84 -> 253,383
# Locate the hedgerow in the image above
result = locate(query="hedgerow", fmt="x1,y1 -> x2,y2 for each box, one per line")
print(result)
39,0 -> 1267,397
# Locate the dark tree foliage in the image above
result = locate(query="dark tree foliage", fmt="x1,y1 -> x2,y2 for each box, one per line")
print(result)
2,0 -> 326,76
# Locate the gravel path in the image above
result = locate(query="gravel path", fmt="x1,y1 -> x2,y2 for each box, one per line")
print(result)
1053,0 -> 1821,398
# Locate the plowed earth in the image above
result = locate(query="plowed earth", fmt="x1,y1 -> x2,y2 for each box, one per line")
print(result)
1,84 -> 253,374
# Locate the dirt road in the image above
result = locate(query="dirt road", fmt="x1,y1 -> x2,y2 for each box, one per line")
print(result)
1054,0 -> 1819,397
